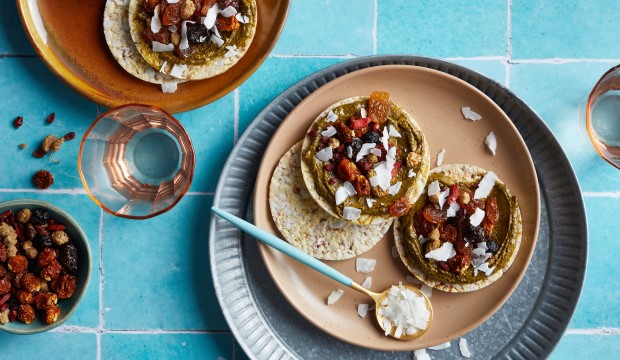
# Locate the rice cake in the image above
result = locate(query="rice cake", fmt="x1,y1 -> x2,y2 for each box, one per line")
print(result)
270,142 -> 392,260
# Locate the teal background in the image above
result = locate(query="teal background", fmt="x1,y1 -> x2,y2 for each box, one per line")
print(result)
1,0 -> 618,358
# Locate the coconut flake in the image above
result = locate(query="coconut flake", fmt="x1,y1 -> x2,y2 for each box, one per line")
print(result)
447,201 -> 460,217
359,107 -> 367,118
362,277 -> 372,289
459,338 -> 472,358
392,246 -> 399,258
377,284 -> 431,337
219,6 -> 237,17
427,180 -> 441,196
366,198 -> 376,208
356,143 -> 376,161
179,20 -> 195,50
370,148 -> 382,157
356,258 -> 376,273
437,188 -> 450,209
166,0 -> 180,3
327,289 -> 344,305
418,235 -> 430,245
315,147 -> 333,162
346,146 -> 353,158
429,341 -> 451,350
235,13 -> 250,24
461,107 -> 482,121
210,34 -> 224,47
343,207 -> 361,221
469,208 -> 486,226
224,45 -> 242,58
168,25 -> 177,33
408,169 -> 416,178
161,83 -> 177,93
369,161 -> 392,190
388,125 -> 401,138
388,181 -> 402,196
169,64 -> 188,79
476,262 -> 495,277
381,126 -> 389,150
335,182 -> 356,205
474,171 -> 499,199
204,3 -> 219,29
414,349 -> 431,360
425,242 -> 456,261
321,126 -> 337,137
152,41 -> 174,52
436,148 -> 446,166
357,304 -> 369,318
151,5 -> 162,33
159,60 -> 168,73
420,284 -> 433,298
326,110 -> 338,122
485,131 -> 497,155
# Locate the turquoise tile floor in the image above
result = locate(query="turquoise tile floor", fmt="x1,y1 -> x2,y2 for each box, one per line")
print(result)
0,0 -> 617,359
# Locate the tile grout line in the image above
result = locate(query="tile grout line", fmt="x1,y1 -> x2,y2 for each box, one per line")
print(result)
372,0 -> 378,55
566,328 -> 620,335
582,192 -> 620,198
505,0 -> 512,87
0,189 -> 214,196
234,88 -> 239,144
97,207 -> 105,360
269,54 -> 620,63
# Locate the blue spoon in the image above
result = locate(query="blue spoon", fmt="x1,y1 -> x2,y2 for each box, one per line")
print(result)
211,206 -> 433,340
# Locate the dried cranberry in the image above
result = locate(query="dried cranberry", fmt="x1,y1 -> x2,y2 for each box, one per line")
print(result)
25,224 -> 36,240
307,130 -> 317,139
356,159 -> 373,173
13,116 -> 23,129
320,136 -> 329,145
446,184 -> 460,205
46,113 -> 55,124
33,148 -> 46,158
438,262 -> 449,271
332,152 -> 344,164
328,178 -> 337,185
324,162 -> 335,172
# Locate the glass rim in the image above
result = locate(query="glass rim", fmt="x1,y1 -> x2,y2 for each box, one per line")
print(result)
77,103 -> 196,220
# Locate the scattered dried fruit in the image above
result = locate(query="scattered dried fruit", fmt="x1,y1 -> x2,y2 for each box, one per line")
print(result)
63,132 -> 75,141
17,304 -> 35,324
33,148 -> 46,158
41,135 -> 56,152
13,116 -> 23,129
33,170 -> 54,190
46,113 -> 55,124
18,144 -> 26,149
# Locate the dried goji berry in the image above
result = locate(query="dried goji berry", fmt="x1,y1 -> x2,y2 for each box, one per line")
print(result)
64,132 -> 76,141
389,197 -> 412,217
337,159 -> 361,182
391,162 -> 402,178
33,148 -> 46,158
447,184 -> 460,205
47,223 -> 65,231
349,117 -> 372,129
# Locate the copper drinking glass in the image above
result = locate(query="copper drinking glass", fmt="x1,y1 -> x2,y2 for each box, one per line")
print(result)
78,104 -> 195,219
586,64 -> 620,169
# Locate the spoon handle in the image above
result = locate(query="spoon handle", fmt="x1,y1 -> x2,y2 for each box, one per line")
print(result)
212,206 -> 353,287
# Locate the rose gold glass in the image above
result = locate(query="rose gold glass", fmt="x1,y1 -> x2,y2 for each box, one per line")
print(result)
586,64 -> 620,169
78,104 -> 195,219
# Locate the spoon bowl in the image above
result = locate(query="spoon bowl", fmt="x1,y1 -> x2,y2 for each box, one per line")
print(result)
211,206 -> 433,340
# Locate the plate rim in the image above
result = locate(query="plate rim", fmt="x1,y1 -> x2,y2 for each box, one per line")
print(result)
16,0 -> 291,113
210,55 -> 588,360
252,64 -> 541,351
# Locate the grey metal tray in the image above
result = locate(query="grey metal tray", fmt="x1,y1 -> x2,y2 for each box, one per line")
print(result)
209,56 -> 588,359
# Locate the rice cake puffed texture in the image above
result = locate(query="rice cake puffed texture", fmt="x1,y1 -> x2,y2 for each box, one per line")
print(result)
103,0 -> 182,85
270,142 -> 392,260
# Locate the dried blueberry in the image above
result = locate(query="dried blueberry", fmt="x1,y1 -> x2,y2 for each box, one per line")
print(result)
59,243 -> 78,274
361,131 -> 381,144
218,0 -> 239,10
486,240 -> 499,254
464,224 -> 485,243
35,235 -> 53,249
350,138 -> 362,157
30,209 -> 50,225
187,23 -> 210,44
